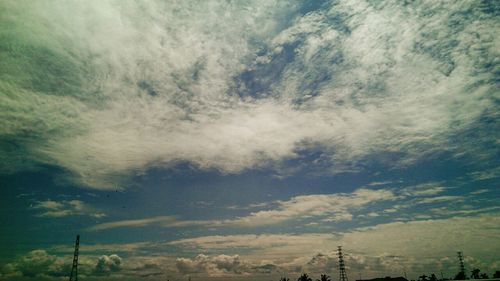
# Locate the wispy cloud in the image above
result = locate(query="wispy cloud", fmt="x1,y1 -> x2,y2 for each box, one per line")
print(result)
470,189 -> 490,195
86,179 -> 496,233
0,0 -> 497,189
228,188 -> 395,226
87,216 -> 177,231
49,242 -> 152,254
176,254 -> 279,276
14,214 -> 500,279
429,206 -> 500,216
88,188 -> 396,231
467,167 -> 500,181
418,196 -> 465,204
400,183 -> 447,197
32,199 -> 105,218
169,214 -> 500,276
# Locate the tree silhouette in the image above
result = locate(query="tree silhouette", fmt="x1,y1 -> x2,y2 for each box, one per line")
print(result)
298,273 -> 313,281
494,271 -> 500,279
454,271 -> 467,280
430,274 -> 438,281
479,273 -> 489,279
280,277 -> 291,281
317,274 -> 332,281
419,275 -> 429,281
471,269 -> 480,279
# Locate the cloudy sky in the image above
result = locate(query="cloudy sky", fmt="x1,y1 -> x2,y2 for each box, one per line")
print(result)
0,0 -> 499,280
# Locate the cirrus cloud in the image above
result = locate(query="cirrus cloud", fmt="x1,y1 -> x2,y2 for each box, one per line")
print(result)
1,0 -> 497,189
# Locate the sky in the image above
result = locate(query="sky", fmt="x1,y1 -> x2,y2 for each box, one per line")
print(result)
0,0 -> 499,280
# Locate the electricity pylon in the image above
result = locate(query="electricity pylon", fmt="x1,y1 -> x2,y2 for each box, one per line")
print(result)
338,246 -> 349,281
69,235 -> 80,281
457,251 -> 465,277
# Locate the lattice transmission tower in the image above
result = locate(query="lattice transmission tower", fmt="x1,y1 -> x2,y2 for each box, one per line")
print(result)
338,246 -> 349,281
457,251 -> 466,277
69,235 -> 80,281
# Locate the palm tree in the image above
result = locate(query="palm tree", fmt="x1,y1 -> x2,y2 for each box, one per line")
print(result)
298,273 -> 313,281
471,269 -> 480,279
317,274 -> 332,281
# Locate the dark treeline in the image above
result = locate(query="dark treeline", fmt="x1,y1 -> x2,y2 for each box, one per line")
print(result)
277,269 -> 500,281
451,268 -> 500,280
279,273 -> 331,281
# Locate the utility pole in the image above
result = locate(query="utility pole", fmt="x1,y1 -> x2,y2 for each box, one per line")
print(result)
338,246 -> 349,281
69,235 -> 80,281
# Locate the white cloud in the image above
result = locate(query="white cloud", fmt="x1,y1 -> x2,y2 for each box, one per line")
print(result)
323,212 -> 354,222
418,196 -> 464,204
169,214 -> 500,277
0,250 -> 119,278
382,208 -> 398,214
342,215 -> 500,261
176,254 -> 242,275
169,234 -> 336,255
32,199 -> 105,218
49,242 -> 152,254
85,181 -> 494,232
400,183 -> 447,197
87,216 -> 176,231
94,254 -> 122,275
88,188 -> 395,231
1,250 -> 60,278
430,206 -> 500,216
468,168 -> 500,181
12,214 -> 498,279
87,216 -> 215,232
368,181 -> 396,187
470,189 -> 490,195
229,188 -> 395,226
175,254 -> 282,278
1,0 -> 497,189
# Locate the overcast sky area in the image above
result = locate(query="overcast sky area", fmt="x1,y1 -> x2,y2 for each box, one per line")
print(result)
0,0 -> 499,280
